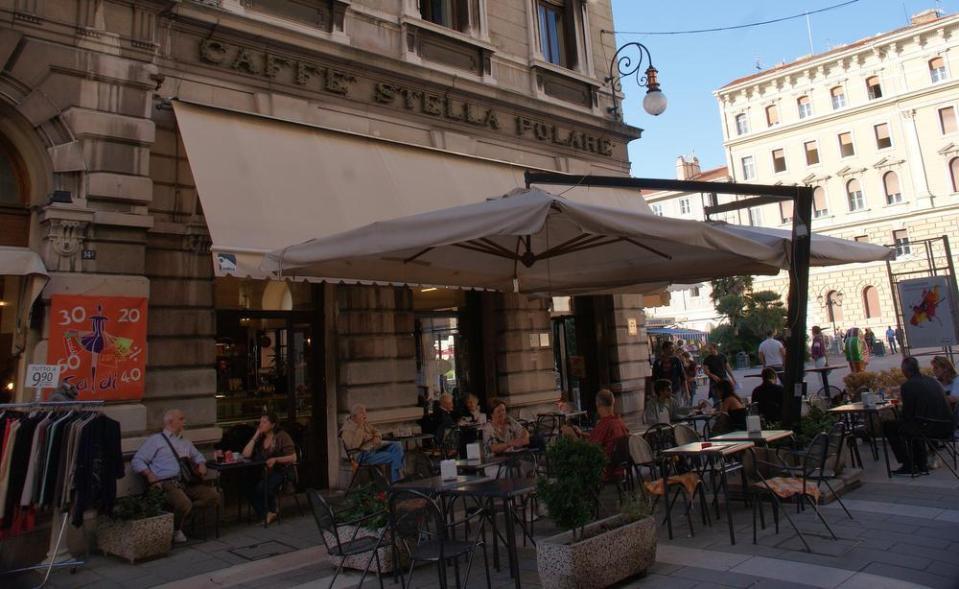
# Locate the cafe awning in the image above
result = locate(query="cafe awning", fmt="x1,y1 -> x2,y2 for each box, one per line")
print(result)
172,100 -> 656,281
0,246 -> 49,355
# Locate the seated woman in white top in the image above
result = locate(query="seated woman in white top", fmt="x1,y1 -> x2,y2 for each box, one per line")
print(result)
932,356 -> 959,416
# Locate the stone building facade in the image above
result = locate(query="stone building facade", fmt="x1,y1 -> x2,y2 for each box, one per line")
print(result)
648,11 -> 959,346
0,0 -> 653,509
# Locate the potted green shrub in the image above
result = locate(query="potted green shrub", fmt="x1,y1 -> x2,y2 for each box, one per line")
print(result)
535,437 -> 656,588
97,487 -> 173,563
325,485 -> 403,573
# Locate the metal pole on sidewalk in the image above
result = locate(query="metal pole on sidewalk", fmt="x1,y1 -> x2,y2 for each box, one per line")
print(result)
782,186 -> 813,428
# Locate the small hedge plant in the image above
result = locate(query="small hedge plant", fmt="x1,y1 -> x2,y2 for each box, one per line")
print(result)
111,486 -> 167,521
536,436 -> 606,540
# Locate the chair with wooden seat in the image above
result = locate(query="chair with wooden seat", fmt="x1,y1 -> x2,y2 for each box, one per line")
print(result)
631,432 -> 708,537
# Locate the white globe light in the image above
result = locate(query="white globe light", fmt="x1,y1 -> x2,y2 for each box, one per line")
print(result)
643,90 -> 668,116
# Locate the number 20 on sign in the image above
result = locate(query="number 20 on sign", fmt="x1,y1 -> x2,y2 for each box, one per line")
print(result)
46,295 -> 148,401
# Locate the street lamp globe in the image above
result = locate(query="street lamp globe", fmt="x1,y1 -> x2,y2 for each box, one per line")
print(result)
643,89 -> 667,116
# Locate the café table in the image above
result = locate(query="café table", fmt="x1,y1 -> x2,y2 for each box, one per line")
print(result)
391,474 -> 491,494
660,441 -> 754,545
207,457 -> 268,525
384,432 -> 434,450
828,401 -> 897,477
805,365 -> 839,399
678,412 -> 714,438
710,429 -> 795,447
443,477 -> 538,589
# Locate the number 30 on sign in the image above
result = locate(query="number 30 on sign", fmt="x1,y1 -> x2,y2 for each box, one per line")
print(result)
46,295 -> 148,401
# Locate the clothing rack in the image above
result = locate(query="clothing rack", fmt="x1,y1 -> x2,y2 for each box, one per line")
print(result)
0,399 -> 106,588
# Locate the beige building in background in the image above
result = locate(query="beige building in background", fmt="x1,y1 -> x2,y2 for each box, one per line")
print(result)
649,10 -> 959,343
0,0 -> 652,561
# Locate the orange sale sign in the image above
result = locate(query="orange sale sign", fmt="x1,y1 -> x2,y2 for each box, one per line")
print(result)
46,295 -> 148,401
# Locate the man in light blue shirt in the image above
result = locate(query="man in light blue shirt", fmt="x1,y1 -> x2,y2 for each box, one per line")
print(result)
132,409 -> 219,542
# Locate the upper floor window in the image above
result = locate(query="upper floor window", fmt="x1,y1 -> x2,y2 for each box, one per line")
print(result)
939,106 -> 957,135
747,207 -> 762,226
831,86 -> 846,110
883,171 -> 902,205
950,157 -> 959,192
874,123 -> 892,150
690,286 -> 701,298
420,0 -> 469,31
779,200 -> 794,224
741,156 -> 755,180
893,229 -> 911,256
854,235 -> 869,243
679,198 -> 691,215
838,132 -> 855,158
930,57 -> 948,83
804,141 -> 820,165
846,178 -> 865,211
797,95 -> 813,119
866,76 -> 883,100
735,113 -> 749,136
765,104 -> 780,127
813,186 -> 828,218
772,148 -> 787,173
537,0 -> 574,68
651,204 -> 664,216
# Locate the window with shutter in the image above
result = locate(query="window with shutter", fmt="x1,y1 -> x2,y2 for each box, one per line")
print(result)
930,57 -> 948,83
741,156 -> 755,180
831,86 -> 846,109
883,171 -> 902,204
420,0 -> 469,31
735,114 -> 749,135
804,141 -> 819,165
950,158 -> 959,192
797,95 -> 812,119
893,229 -> 911,256
779,200 -> 794,224
846,178 -> 865,211
537,0 -> 576,69
813,187 -> 828,218
772,148 -> 786,173
862,286 -> 881,319
838,132 -> 855,157
939,107 -> 957,134
874,123 -> 891,149
765,104 -> 779,127
866,76 -> 882,100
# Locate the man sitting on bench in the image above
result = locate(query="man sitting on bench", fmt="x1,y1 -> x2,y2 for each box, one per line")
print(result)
341,404 -> 404,481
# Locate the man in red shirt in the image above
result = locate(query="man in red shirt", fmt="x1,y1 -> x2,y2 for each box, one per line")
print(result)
563,389 -> 630,480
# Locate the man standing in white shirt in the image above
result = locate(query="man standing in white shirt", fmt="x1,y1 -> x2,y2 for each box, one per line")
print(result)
758,330 -> 786,371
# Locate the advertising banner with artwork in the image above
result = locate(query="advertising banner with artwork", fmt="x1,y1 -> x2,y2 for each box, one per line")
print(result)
897,276 -> 959,349
46,294 -> 148,401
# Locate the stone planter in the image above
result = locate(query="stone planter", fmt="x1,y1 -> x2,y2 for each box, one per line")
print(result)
324,525 -> 405,573
97,512 -> 174,563
536,514 -> 656,588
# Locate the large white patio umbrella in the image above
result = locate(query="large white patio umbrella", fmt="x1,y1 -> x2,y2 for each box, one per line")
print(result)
705,222 -> 895,267
261,188 -> 789,295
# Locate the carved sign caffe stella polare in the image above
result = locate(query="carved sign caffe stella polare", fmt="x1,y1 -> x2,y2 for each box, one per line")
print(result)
198,39 -> 615,157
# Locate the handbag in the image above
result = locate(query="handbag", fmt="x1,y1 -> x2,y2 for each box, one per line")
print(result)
161,433 -> 204,485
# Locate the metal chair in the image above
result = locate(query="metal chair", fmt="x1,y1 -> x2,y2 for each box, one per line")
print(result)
307,489 -> 386,589
388,488 -> 491,589
342,438 -> 390,490
905,417 -> 959,479
632,431 -> 708,538
743,433 -> 838,552
672,423 -> 701,446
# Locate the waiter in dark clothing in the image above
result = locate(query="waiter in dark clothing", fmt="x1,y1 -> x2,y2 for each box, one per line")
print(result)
883,357 -> 956,475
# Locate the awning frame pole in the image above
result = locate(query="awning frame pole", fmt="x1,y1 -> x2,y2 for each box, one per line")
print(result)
524,171 -> 812,428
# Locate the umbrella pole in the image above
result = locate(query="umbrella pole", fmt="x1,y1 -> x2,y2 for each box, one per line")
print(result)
782,186 -> 814,429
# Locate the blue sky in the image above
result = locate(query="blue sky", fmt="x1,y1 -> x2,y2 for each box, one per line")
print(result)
611,0 -> 958,178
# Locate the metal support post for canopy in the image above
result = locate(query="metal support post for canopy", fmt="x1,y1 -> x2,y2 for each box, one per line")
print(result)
524,171 -> 811,428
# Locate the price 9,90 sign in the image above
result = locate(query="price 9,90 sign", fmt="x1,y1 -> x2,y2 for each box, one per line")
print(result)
46,294 -> 148,401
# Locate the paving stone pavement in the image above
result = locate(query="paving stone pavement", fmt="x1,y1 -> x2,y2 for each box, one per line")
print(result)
7,438 -> 959,589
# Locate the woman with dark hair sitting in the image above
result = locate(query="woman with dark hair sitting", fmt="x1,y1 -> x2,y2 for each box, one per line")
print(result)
242,413 -> 297,525
716,379 -> 747,430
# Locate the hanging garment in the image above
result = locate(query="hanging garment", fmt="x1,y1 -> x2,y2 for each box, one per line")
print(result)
70,414 -> 123,527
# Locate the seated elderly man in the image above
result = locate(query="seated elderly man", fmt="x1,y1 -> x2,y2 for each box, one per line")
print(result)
132,409 -> 220,543
341,403 -> 405,481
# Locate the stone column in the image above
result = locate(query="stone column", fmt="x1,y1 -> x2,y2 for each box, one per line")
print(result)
335,285 -> 420,429
608,294 -> 650,427
495,294 -> 558,415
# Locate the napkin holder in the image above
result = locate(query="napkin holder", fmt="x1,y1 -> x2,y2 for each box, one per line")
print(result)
440,459 -> 457,481
746,414 -> 762,434
466,442 -> 482,460
861,391 -> 876,409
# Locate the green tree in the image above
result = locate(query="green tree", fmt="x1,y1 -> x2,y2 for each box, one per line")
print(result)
708,278 -> 787,362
